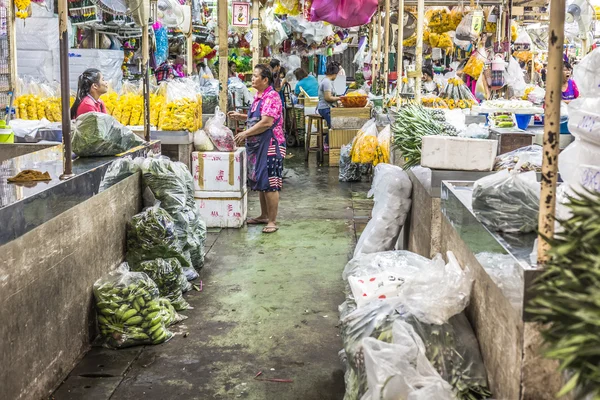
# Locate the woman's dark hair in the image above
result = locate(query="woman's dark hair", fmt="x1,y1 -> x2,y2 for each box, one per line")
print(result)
270,59 -> 281,69
279,67 -> 287,78
255,64 -> 274,85
423,67 -> 434,79
564,61 -> 573,71
70,68 -> 102,119
294,68 -> 308,81
228,61 -> 236,68
326,63 -> 340,76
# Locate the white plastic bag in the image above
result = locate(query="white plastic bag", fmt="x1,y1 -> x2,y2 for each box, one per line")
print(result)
514,28 -> 533,51
455,11 -> 481,42
568,97 -> 600,145
527,86 -> 545,104
459,123 -> 489,139
193,129 -> 214,151
353,164 -> 412,257
573,46 -> 600,97
361,322 -> 454,400
504,56 -> 527,98
558,138 -> 600,185
204,107 -> 235,151
472,168 -> 540,233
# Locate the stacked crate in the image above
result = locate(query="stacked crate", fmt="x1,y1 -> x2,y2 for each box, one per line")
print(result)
328,107 -> 371,166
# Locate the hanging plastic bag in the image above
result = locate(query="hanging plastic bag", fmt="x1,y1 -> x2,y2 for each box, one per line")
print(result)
353,164 -> 412,257
351,119 -> 379,164
573,47 -> 600,97
475,70 -> 490,101
472,168 -> 540,233
361,322 -> 454,400
503,56 -> 527,98
193,129 -> 215,151
204,107 -> 236,151
463,50 -> 486,79
455,11 -> 480,42
310,0 -> 378,29
353,38 -> 368,67
93,263 -> 179,349
72,112 -> 146,157
493,145 -> 542,172
339,142 -> 362,182
514,27 -> 533,51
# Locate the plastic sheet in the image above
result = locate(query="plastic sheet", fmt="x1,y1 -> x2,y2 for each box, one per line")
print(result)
339,143 -> 362,182
72,112 -> 146,157
353,164 -> 412,257
361,321 -> 454,400
494,145 -> 542,172
472,169 -> 540,233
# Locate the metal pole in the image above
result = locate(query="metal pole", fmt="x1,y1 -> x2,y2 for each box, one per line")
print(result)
251,0 -> 260,69
414,0 -> 424,102
396,0 -> 404,79
58,0 -> 73,179
142,23 -> 151,141
537,0 -> 566,265
218,0 -> 228,112
383,0 -> 391,95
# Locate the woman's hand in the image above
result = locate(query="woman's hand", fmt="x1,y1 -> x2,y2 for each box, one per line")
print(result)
228,111 -> 246,121
234,131 -> 247,145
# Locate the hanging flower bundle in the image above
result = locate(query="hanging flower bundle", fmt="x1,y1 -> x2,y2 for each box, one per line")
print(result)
15,0 -> 31,19
192,43 -> 216,62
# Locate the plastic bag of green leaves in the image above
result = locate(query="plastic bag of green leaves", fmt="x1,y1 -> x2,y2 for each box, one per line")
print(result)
140,157 -> 207,270
133,258 -> 191,311
93,263 -> 183,349
99,157 -> 140,192
126,205 -> 196,289
72,112 -> 145,157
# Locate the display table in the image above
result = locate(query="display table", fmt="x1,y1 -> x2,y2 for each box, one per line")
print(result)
440,181 -> 567,399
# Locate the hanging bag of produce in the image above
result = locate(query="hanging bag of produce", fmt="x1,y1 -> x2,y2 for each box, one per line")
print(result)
158,78 -> 203,132
310,0 -> 378,29
514,27 -> 533,51
454,10 -> 483,42
204,107 -> 236,151
351,119 -> 379,164
93,263 -> 183,349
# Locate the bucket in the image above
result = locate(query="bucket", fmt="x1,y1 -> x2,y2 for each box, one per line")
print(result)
0,120 -> 14,143
515,114 -> 532,130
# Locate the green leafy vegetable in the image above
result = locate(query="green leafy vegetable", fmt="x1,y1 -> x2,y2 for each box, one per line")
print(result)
72,112 -> 145,156
133,258 -> 191,311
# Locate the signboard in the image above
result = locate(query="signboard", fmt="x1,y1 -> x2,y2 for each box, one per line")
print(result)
232,2 -> 250,27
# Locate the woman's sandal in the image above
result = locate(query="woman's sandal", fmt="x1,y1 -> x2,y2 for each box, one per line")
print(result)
262,226 -> 279,234
247,218 -> 268,225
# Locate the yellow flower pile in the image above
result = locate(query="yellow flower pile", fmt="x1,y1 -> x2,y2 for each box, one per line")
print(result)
441,78 -> 477,110
511,21 -> 518,42
15,0 -> 30,19
449,8 -> 464,30
463,54 -> 485,79
274,0 -> 300,15
426,8 -> 451,34
150,94 -> 164,127
100,92 -> 119,115
522,86 -> 535,101
351,128 -> 378,164
428,32 -> 453,51
14,95 -> 68,122
422,97 -> 449,109
158,98 -> 201,131
403,34 -> 417,47
513,50 -> 533,63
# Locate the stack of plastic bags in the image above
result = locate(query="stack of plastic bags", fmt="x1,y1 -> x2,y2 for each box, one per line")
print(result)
353,164 -> 412,257
339,250 -> 492,400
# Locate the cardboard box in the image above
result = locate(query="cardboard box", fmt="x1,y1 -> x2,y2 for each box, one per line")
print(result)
330,129 -> 358,148
195,190 -> 248,228
421,136 -> 498,171
192,148 -> 246,194
329,148 -> 341,167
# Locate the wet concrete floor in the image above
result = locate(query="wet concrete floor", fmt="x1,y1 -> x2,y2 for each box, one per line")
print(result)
52,151 -> 372,400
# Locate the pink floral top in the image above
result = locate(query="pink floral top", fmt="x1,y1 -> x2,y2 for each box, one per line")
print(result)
250,86 -> 285,145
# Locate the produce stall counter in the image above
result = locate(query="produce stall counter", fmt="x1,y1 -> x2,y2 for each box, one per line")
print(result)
404,167 -> 495,258
439,181 -> 565,400
0,141 -> 161,246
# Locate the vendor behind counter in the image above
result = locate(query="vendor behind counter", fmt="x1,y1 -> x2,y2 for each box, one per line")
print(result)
70,68 -> 109,119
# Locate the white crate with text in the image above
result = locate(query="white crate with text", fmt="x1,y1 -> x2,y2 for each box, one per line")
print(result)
194,190 -> 248,228
192,147 -> 247,194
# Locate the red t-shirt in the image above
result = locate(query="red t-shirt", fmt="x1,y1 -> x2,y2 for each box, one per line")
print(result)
76,95 -> 106,118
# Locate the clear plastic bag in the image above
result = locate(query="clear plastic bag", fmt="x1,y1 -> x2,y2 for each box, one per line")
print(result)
93,263 -> 177,348
568,97 -> 600,146
157,78 -> 203,131
361,321 -> 454,400
351,119 -> 379,164
193,129 -> 215,151
140,158 -> 207,271
125,204 -> 195,288
339,142 -> 362,182
472,169 -> 540,233
72,112 -> 146,156
573,47 -> 600,97
353,164 -> 412,257
558,138 -> 600,185
459,123 -> 489,139
494,145 -> 542,172
455,11 -> 480,42
374,125 -> 391,166
204,107 -> 235,151
133,258 -> 191,311
503,57 -> 527,98
514,28 -> 533,51
99,157 -> 139,192
527,86 -> 545,105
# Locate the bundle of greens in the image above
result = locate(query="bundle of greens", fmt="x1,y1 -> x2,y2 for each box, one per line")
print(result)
72,112 -> 145,156
126,205 -> 196,287
93,264 -> 183,349
528,189 -> 600,399
391,105 -> 457,168
133,258 -> 191,311
140,158 -> 207,270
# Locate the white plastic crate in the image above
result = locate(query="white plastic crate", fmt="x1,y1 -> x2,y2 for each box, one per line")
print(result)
195,190 -> 248,228
421,136 -> 498,171
192,147 -> 246,194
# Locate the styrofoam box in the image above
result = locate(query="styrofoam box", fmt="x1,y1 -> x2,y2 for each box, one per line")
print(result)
192,148 -> 247,194
421,136 -> 498,171
195,191 -> 248,228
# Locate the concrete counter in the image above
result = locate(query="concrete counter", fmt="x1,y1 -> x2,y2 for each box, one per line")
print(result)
0,142 -> 159,399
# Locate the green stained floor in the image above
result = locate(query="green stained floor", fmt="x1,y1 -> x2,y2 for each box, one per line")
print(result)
52,152 -> 372,400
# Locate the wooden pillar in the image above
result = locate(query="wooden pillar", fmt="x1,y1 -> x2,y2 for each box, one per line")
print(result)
58,0 -> 73,178
252,0 -> 260,68
383,0 -> 391,94
396,0 -> 404,80
142,24 -> 151,140
218,0 -> 228,112
414,0 -> 424,102
370,17 -> 376,82
376,8 -> 382,82
537,0 -> 566,264
186,2 -> 193,76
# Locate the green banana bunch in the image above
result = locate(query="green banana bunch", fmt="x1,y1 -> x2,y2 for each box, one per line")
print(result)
133,258 -> 191,311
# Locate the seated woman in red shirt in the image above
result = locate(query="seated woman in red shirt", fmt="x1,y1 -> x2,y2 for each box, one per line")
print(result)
70,68 -> 109,119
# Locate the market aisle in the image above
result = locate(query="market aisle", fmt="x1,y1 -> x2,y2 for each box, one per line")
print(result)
52,152 -> 372,400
